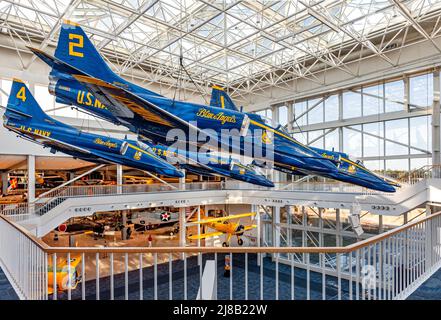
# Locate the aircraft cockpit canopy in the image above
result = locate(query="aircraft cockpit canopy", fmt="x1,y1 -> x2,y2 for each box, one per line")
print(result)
136,140 -> 154,153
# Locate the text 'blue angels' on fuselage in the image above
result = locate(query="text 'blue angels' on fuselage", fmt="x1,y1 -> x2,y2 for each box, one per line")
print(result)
45,78 -> 274,188
210,86 -> 398,193
147,143 -> 274,188
2,80 -> 183,178
29,20 -> 338,177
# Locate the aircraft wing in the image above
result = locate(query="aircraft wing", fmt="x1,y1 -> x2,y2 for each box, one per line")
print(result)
243,225 -> 257,231
188,231 -> 225,240
71,74 -> 206,134
192,212 -> 255,224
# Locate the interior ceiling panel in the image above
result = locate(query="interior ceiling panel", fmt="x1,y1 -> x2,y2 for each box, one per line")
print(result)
0,0 -> 441,99
0,155 -> 26,170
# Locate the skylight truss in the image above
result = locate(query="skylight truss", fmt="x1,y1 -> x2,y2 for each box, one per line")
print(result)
1,0 -> 441,102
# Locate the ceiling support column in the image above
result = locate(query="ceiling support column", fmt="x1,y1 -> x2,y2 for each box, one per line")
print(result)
27,155 -> 35,204
117,164 -> 123,194
1,172 -> 8,195
179,207 -> 186,260
432,69 -> 440,177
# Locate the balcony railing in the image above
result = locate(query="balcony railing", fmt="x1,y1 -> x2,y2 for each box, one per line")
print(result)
1,209 -> 440,300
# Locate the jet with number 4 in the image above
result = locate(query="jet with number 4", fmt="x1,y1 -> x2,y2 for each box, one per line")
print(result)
29,20 -> 340,179
3,80 -> 183,178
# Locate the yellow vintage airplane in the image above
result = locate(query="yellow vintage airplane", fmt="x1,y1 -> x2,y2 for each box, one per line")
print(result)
124,175 -> 193,184
48,254 -> 82,294
188,212 -> 256,247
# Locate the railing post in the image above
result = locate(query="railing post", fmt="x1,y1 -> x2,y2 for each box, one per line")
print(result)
117,164 -> 123,194
425,206 -> 433,271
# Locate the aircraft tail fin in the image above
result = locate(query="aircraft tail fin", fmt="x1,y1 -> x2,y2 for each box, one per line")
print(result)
209,85 -> 239,111
55,20 -> 118,83
6,79 -> 52,122
54,21 -> 162,97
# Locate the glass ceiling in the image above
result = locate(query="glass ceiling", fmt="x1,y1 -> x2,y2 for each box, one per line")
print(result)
0,0 -> 441,98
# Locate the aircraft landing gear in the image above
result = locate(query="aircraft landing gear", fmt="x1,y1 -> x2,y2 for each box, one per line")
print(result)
222,242 -> 229,247
237,238 -> 244,246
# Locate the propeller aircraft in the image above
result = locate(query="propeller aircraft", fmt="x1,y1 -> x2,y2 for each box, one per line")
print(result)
188,212 -> 256,247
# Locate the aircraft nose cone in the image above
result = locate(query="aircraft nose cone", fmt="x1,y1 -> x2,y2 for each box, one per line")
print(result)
261,178 -> 275,188
378,182 -> 396,193
306,158 -> 339,174
157,166 -> 184,178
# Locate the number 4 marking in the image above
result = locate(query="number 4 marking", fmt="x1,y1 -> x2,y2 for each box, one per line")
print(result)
69,34 -> 84,57
16,86 -> 26,102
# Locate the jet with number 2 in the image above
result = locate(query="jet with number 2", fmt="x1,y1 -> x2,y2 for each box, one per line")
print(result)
29,20 -> 339,178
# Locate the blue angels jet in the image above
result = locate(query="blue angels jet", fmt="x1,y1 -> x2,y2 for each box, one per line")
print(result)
29,20 -> 339,178
210,87 -> 399,192
2,80 -> 183,178
146,143 -> 274,188
41,78 -> 274,187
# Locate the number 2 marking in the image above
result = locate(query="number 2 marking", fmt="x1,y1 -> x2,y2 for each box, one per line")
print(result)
69,34 -> 84,57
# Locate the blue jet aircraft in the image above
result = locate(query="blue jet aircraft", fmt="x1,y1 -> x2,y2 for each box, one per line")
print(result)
209,86 -> 398,192
2,80 -> 183,178
44,79 -> 274,187
146,143 -> 274,188
29,20 -> 339,177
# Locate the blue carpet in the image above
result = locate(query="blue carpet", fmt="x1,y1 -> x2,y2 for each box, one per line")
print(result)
407,267 -> 441,300
0,267 -> 19,300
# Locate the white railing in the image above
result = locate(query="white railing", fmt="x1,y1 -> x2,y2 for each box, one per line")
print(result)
0,216 -> 47,300
0,210 -> 440,300
0,181 -> 381,219
397,165 -> 441,186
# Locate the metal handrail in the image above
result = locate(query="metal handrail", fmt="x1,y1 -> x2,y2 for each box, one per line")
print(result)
1,208 -> 439,255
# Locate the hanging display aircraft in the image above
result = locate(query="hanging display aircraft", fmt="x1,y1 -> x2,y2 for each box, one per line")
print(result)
42,65 -> 274,187
30,20 -> 340,178
210,87 -> 399,193
28,21 -> 397,192
2,80 -> 184,178
135,142 -> 274,188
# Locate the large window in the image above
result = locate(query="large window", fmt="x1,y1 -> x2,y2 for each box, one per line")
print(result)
363,122 -> 384,157
324,94 -> 338,122
278,105 -> 288,127
307,98 -> 324,125
342,91 -> 361,119
410,116 -> 431,154
385,80 -> 404,113
409,73 -> 433,109
262,70 -> 437,177
363,84 -> 383,116
385,119 -> 409,156
294,101 -> 307,127
343,126 -> 362,157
